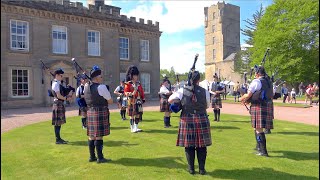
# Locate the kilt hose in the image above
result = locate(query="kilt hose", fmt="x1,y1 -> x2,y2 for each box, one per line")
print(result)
160,98 -> 171,112
78,106 -> 88,117
177,114 -> 212,147
52,101 -> 66,126
211,95 -> 222,109
87,106 -> 110,137
250,101 -> 274,129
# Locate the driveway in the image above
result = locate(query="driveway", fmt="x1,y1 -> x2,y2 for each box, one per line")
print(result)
1,100 -> 318,134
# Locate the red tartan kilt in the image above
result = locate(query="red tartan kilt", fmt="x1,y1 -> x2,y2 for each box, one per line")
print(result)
160,98 -> 171,112
250,101 -> 274,129
78,107 -> 88,117
177,114 -> 212,147
52,102 -> 66,126
87,106 -> 110,137
211,95 -> 222,108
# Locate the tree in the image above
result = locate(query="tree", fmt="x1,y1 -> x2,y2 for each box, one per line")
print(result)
234,4 -> 265,75
251,0 -> 319,86
241,4 -> 265,46
160,68 -> 205,85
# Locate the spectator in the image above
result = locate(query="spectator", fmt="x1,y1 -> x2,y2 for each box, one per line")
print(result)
290,88 -> 296,104
298,82 -> 304,97
313,82 -> 319,97
233,81 -> 240,102
281,84 -> 288,103
305,84 -> 314,105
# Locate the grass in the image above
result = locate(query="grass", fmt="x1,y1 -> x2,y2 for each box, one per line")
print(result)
222,98 -> 312,108
1,112 -> 319,180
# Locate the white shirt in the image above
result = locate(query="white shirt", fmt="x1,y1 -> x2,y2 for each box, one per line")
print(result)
248,79 -> 262,93
291,90 -> 296,97
83,83 -> 112,100
168,87 -> 211,108
114,85 -> 124,93
159,85 -> 170,94
76,85 -> 84,98
51,79 -> 61,93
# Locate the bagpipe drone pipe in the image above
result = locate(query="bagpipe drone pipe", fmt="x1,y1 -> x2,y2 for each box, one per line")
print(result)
40,60 -> 76,99
169,54 -> 199,113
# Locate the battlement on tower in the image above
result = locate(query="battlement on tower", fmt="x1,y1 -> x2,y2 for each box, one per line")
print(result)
1,0 -> 160,31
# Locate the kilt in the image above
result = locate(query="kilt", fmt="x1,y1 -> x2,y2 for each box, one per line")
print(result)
160,98 -> 171,112
78,106 -> 88,117
127,102 -> 143,118
87,106 -> 110,137
52,101 -> 66,126
211,95 -> 222,109
176,113 -> 212,147
250,101 -> 274,129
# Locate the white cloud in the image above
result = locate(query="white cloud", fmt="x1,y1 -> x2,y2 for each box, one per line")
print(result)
123,1 -> 218,33
160,41 -> 205,73
121,1 -> 219,73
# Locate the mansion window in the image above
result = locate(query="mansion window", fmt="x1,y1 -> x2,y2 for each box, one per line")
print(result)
10,20 -> 29,51
213,49 -> 216,60
52,25 -> 67,54
140,40 -> 150,61
11,69 -> 29,97
140,73 -> 150,94
119,37 -> 129,60
88,30 -> 100,56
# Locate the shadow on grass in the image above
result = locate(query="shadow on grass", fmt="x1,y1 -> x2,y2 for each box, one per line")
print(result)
270,151 -> 319,161
110,157 -> 185,169
207,168 -> 318,180
67,140 -> 138,147
140,119 -> 159,122
276,131 -> 319,136
143,129 -> 178,134
211,126 -> 240,130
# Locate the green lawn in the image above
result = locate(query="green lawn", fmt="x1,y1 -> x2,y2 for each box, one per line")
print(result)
1,112 -> 319,180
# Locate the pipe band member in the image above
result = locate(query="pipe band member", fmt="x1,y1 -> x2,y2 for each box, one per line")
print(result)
124,65 -> 145,133
209,74 -> 224,122
51,68 -> 70,144
76,74 -> 89,129
84,65 -> 113,163
114,79 -> 127,120
159,77 -> 173,128
168,71 -> 211,175
239,65 -> 274,157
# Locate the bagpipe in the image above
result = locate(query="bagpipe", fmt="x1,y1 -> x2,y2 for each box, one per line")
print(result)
71,58 -> 91,108
170,54 -> 199,113
40,60 -> 75,99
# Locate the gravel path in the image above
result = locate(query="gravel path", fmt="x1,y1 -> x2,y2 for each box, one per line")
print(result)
1,100 -> 318,134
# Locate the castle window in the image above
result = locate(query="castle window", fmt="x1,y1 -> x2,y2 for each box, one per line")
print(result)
140,73 -> 150,94
88,30 -> 100,56
119,37 -> 129,60
52,25 -> 67,54
10,20 -> 29,51
212,12 -> 215,19
140,40 -> 149,61
212,37 -> 215,44
11,69 -> 29,97
212,25 -> 215,32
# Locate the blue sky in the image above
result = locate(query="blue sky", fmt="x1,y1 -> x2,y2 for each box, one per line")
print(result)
77,0 -> 273,73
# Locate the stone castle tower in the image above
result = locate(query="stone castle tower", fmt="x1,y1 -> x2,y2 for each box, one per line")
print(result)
204,1 -> 241,82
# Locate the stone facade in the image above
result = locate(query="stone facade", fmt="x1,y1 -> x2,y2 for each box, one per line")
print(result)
204,1 -> 241,83
1,0 -> 161,109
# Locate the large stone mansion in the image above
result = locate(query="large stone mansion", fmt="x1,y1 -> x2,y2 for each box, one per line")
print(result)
1,0 -> 161,109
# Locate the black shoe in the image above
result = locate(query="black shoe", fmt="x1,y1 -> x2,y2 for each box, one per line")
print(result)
97,158 -> 111,163
89,157 -> 97,162
56,139 -> 67,144
199,169 -> 206,175
60,139 -> 68,143
213,119 -> 217,121
188,169 -> 195,175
